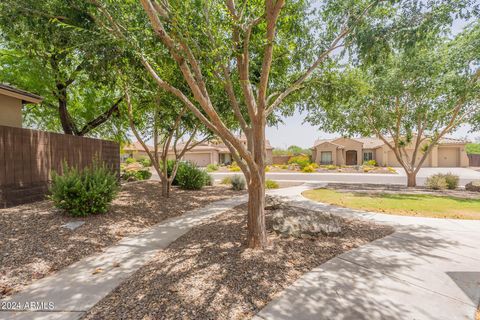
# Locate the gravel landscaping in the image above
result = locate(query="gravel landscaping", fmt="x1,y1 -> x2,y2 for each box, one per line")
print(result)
84,204 -> 393,320
0,181 -> 243,297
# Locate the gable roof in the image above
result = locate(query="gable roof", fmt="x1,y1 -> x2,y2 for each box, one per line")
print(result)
0,84 -> 43,104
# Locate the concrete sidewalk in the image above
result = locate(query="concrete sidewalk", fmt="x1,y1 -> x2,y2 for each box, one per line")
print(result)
0,195 -> 247,320
256,184 -> 480,320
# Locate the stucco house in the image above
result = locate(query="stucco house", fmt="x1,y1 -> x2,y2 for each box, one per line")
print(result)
123,136 -> 274,166
312,136 -> 469,168
0,84 -> 43,128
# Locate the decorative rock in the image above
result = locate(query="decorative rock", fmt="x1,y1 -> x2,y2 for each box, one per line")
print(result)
62,221 -> 85,231
265,195 -> 287,210
271,205 -> 342,237
465,181 -> 480,192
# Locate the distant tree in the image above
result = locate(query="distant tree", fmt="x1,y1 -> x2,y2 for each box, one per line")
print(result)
305,17 -> 479,187
0,0 -> 126,138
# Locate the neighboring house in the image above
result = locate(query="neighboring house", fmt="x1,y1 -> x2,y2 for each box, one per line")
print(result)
312,136 -> 469,168
123,136 -> 274,166
0,83 -> 43,128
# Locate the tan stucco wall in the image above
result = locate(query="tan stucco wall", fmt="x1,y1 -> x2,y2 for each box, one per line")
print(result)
313,143 -> 338,165
266,149 -> 273,165
0,94 -> 22,128
332,138 -> 362,165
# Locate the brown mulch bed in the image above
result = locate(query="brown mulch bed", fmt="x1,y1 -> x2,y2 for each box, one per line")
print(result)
84,204 -> 393,320
0,181 -> 244,297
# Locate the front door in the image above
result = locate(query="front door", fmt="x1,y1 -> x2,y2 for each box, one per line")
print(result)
346,150 -> 357,165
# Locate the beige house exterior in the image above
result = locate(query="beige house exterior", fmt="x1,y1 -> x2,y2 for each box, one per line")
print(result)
312,136 -> 469,168
123,137 -> 274,166
0,84 -> 43,128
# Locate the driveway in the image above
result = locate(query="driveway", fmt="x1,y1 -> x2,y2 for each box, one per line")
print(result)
254,184 -> 480,320
210,167 -> 480,187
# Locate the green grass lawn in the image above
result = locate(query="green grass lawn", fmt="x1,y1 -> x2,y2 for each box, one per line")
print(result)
302,189 -> 480,220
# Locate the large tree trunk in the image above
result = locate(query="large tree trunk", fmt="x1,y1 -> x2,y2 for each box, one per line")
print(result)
57,84 -> 75,135
246,118 -> 268,249
406,171 -> 417,188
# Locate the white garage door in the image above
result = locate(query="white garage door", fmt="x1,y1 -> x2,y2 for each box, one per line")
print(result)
183,153 -> 211,167
438,148 -> 459,167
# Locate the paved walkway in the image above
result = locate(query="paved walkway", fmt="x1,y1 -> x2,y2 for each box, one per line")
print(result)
256,184 -> 480,320
0,195 -> 247,320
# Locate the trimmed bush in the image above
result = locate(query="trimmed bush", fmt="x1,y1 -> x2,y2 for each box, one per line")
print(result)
206,163 -> 219,172
444,173 -> 459,190
176,161 -> 207,190
125,157 -> 136,164
49,164 -> 119,217
288,155 -> 310,169
265,179 -> 279,189
425,174 -> 448,190
231,175 -> 246,190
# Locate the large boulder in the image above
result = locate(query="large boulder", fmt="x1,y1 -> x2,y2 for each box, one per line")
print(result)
465,181 -> 480,192
271,206 -> 342,237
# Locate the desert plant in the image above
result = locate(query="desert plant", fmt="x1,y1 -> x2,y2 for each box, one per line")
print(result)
230,175 -> 246,190
206,163 -> 219,172
125,157 -> 136,164
49,163 -> 119,217
265,179 -> 279,189
302,164 -> 315,172
444,173 -> 459,190
203,171 -> 213,186
220,176 -> 232,185
425,174 -> 448,190
288,155 -> 311,169
228,161 -> 241,172
176,161 -> 207,190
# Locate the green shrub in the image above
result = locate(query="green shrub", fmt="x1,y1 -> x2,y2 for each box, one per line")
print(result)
425,174 -> 448,190
265,179 -> 279,189
220,176 -> 232,185
139,157 -> 152,167
49,163 -> 119,217
325,164 -> 337,170
206,163 -> 219,172
136,169 -> 152,180
125,157 -> 136,164
363,160 -> 377,166
288,155 -> 310,169
203,171 -> 213,186
230,175 -> 246,190
444,173 -> 459,190
176,161 -> 207,190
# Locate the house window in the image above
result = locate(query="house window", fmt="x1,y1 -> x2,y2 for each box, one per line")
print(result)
320,151 -> 332,164
363,152 -> 373,161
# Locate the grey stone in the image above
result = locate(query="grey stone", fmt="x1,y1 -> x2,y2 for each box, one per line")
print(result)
265,195 -> 287,210
271,205 -> 342,237
61,221 -> 85,231
465,180 -> 480,192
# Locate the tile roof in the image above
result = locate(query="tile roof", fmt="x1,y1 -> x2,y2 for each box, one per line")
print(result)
313,136 -> 467,149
